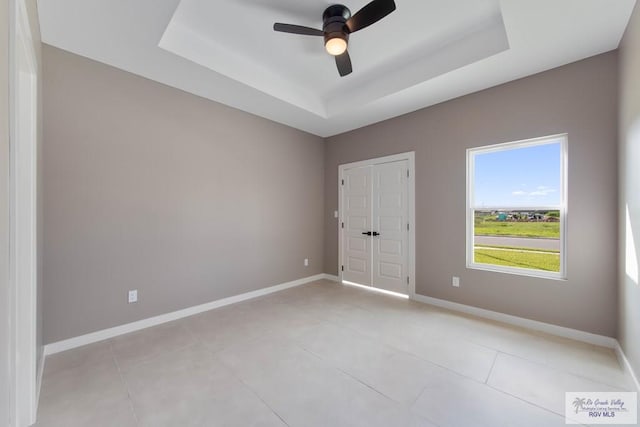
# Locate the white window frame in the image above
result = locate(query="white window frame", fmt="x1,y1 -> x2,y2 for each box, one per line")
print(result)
466,134 -> 568,280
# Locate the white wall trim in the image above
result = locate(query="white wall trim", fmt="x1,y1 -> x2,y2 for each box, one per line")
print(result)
411,293 -> 617,349
615,342 -> 640,392
321,273 -> 340,282
9,0 -> 39,424
44,274 -> 326,356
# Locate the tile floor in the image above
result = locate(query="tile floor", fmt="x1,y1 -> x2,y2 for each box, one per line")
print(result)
35,280 -> 637,426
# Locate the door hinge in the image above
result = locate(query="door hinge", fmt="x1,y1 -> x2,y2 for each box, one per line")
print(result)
407,169 -> 409,178
407,223 -> 410,231
407,276 -> 410,284
341,179 -> 344,185
341,265 -> 344,272
341,222 -> 344,229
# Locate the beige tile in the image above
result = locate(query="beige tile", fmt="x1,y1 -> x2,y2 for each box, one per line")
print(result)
487,353 -> 626,415
380,321 -> 498,383
35,396 -> 137,427
411,367 -> 567,427
461,319 -> 632,389
43,340 -> 113,377
123,344 -> 284,426
183,304 -> 272,352
39,355 -> 124,403
284,295 -> 361,322
294,321 -> 446,405
217,336 -> 435,427
264,281 -> 340,304
236,297 -> 318,327
122,343 -> 217,396
521,336 -> 630,389
37,356 -> 132,426
111,320 -> 196,370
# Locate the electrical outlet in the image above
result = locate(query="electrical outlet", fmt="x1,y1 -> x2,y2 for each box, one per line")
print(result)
452,277 -> 460,287
304,258 -> 309,267
128,289 -> 138,303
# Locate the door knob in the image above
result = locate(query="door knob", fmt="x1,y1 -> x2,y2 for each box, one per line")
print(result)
362,231 -> 372,236
372,232 -> 380,236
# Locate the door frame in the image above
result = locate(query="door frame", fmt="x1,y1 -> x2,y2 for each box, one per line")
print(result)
338,152 -> 416,296
9,0 -> 38,424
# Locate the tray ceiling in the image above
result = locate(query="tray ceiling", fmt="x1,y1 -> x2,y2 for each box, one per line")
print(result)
38,0 -> 636,137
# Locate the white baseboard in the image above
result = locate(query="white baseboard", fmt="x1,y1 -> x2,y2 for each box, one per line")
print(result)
43,274 -> 327,356
615,341 -> 640,392
43,273 -> 638,392
411,293 -> 617,349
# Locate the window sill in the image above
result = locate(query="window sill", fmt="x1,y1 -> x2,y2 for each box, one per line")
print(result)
466,263 -> 567,281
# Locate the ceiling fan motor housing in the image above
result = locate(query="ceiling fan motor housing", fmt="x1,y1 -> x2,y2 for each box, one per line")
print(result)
323,4 -> 351,46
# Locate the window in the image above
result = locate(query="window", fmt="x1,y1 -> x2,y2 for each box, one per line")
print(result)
467,135 -> 567,279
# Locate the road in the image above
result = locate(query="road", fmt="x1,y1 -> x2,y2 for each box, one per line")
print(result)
474,235 -> 560,251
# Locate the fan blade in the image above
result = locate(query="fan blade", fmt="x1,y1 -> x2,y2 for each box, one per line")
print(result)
335,51 -> 352,77
273,23 -> 324,36
346,0 -> 396,33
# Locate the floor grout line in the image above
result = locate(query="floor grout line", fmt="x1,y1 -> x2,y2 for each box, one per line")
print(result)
292,340 -> 401,404
211,352 -> 291,427
109,341 -> 140,426
488,349 -> 633,391
484,351 -> 499,384
236,375 -> 291,427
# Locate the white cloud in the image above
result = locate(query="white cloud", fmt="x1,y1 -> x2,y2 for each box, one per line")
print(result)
512,187 -> 556,197
530,188 -> 556,196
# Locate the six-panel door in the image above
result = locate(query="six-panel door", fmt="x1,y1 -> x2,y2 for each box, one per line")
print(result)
342,160 -> 409,294
372,160 -> 408,294
343,166 -> 372,286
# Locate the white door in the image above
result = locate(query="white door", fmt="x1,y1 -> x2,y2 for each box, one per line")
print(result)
342,166 -> 372,285
341,158 -> 410,295
372,161 -> 408,294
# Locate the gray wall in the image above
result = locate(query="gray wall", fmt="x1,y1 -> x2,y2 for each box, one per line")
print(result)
618,2 -> 640,380
325,52 -> 619,337
42,46 -> 325,344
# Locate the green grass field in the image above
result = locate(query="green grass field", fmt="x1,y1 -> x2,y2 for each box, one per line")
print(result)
474,247 -> 560,272
474,218 -> 559,238
473,213 -> 560,271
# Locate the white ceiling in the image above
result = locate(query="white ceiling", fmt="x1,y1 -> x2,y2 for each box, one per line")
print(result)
38,0 -> 636,137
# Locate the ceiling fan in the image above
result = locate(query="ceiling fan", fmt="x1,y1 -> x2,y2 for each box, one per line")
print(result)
273,0 -> 397,77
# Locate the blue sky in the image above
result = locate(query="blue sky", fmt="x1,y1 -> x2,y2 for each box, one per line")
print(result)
473,141 -> 561,208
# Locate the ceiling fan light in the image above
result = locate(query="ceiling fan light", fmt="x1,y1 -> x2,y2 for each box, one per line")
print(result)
325,37 -> 347,56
